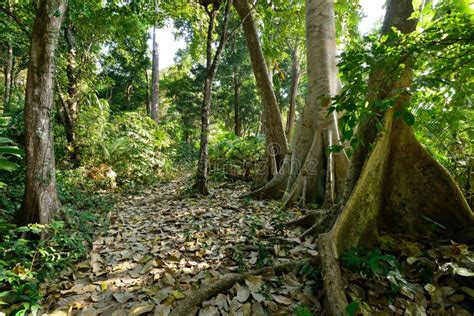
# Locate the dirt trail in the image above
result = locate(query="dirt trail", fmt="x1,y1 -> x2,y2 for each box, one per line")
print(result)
41,179 -> 320,315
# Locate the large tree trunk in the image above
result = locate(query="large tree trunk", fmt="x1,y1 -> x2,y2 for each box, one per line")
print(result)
233,64 -> 242,137
247,0 -> 348,207
195,0 -> 232,195
319,0 -> 474,313
233,0 -> 288,172
285,46 -> 301,140
15,0 -> 66,226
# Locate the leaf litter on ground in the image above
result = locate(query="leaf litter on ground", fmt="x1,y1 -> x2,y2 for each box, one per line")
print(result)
343,233 -> 474,315
41,178 -> 322,315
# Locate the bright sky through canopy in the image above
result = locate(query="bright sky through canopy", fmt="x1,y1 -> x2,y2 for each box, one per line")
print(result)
152,0 -> 386,70
359,0 -> 385,34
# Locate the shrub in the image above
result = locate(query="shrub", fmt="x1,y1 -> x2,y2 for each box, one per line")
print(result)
75,94 -> 172,186
208,128 -> 265,182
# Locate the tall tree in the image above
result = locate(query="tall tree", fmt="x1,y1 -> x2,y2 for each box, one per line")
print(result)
194,0 -> 232,195
233,0 -> 288,173
317,0 -> 474,313
15,0 -> 67,226
150,0 -> 160,122
247,0 -> 348,207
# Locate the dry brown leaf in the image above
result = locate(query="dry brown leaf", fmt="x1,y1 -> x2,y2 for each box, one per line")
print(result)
128,303 -> 155,315
272,294 -> 292,305
113,291 -> 134,303
236,286 -> 250,303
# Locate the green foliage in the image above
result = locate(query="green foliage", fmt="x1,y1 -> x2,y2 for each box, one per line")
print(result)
0,164 -> 113,314
332,1 -> 473,179
341,248 -> 397,278
75,94 -> 171,186
345,301 -> 360,316
105,112 -> 171,184
0,117 -> 22,189
0,213 -> 97,314
342,248 -> 417,302
294,305 -> 313,316
208,129 -> 265,182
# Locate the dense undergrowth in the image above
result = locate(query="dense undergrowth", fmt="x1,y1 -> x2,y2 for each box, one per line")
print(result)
0,99 -> 266,314
0,174 -> 115,315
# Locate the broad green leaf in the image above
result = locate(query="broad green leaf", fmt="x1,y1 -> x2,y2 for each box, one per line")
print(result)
346,301 -> 360,316
0,160 -> 18,172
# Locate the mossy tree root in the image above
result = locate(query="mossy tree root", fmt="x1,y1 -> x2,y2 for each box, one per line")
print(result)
320,109 -> 474,314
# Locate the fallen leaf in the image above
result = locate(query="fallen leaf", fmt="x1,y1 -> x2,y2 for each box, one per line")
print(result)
171,290 -> 185,299
154,304 -> 171,316
272,294 -> 292,305
237,286 -> 250,303
113,291 -> 134,303
128,303 -> 155,315
198,306 -> 219,316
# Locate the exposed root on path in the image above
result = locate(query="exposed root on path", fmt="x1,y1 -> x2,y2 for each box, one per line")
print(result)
170,258 -> 315,316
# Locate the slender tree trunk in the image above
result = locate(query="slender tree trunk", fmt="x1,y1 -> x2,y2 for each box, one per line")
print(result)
233,0 -> 288,171
195,0 -> 232,195
246,0 -> 348,207
2,43 -> 13,115
182,116 -> 192,145
145,65 -> 151,115
150,0 -> 160,122
2,0 -> 13,115
286,48 -> 301,140
15,0 -> 67,226
233,64 -> 242,137
63,23 -> 80,163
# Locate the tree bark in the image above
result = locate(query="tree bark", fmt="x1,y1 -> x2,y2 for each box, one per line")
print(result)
15,0 -> 67,226
286,47 -> 301,140
151,24 -> 160,122
145,64 -> 151,115
2,0 -> 13,115
195,0 -> 232,195
233,0 -> 288,171
233,64 -> 242,137
246,0 -> 348,207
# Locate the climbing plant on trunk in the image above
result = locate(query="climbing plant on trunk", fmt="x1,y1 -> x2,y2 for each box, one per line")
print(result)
15,0 -> 67,226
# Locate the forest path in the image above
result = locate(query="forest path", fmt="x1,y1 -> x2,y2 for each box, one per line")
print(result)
42,178 -> 320,315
